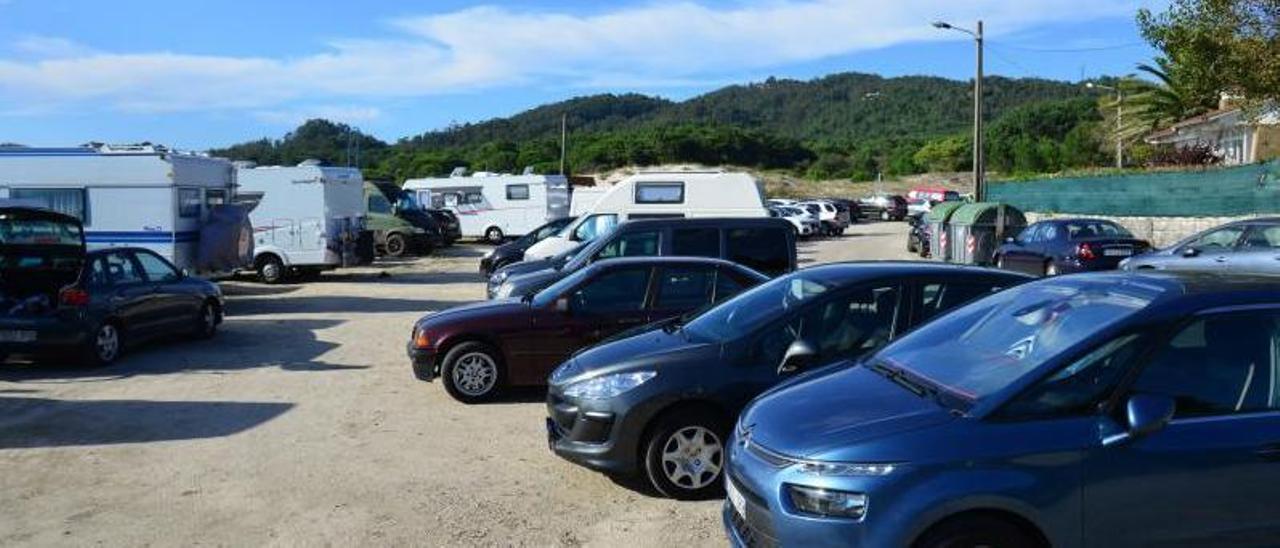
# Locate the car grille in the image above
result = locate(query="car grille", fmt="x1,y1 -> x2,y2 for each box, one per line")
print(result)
745,439 -> 797,469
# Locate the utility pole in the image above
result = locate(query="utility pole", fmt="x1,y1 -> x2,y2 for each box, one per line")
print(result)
1087,82 -> 1124,169
934,19 -> 986,201
559,113 -> 568,175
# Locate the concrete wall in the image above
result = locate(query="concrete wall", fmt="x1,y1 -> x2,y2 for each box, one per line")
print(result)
1024,212 -> 1262,247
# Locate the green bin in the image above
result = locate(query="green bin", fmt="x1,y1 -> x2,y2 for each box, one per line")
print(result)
946,203 -> 1028,265
925,202 -> 965,262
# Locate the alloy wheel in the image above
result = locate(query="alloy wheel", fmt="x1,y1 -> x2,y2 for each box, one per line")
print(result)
660,426 -> 723,490
451,352 -> 497,396
96,324 -> 120,363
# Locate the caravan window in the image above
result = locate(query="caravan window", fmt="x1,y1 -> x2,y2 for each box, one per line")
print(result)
442,193 -> 459,208
635,182 -> 685,204
206,189 -> 227,207
10,188 -> 88,223
464,192 -> 484,205
506,185 -> 530,201
178,189 -> 202,218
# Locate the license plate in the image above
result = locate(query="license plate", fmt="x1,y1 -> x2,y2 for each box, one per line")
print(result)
0,330 -> 36,343
1104,248 -> 1133,257
726,477 -> 746,518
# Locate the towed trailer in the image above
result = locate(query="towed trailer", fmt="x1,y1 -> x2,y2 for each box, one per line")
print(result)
0,144 -> 252,277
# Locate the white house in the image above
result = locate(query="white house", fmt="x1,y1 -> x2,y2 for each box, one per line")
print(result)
1145,98 -> 1280,165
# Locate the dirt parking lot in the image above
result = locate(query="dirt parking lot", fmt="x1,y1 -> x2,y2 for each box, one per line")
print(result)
0,222 -> 914,547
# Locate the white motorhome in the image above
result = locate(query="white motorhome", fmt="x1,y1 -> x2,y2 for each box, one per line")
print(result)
236,162 -> 366,283
524,170 -> 768,260
569,184 -> 612,216
402,172 -> 570,243
0,144 -> 252,275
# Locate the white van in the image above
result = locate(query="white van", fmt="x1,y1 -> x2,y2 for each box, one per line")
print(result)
0,144 -> 252,275
569,184 -> 611,216
523,170 -> 768,260
402,172 -> 570,243
236,162 -> 366,283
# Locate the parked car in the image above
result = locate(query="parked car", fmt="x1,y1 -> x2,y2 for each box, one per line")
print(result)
797,200 -> 847,236
408,257 -> 768,403
1121,217 -> 1280,275
906,212 -> 930,256
0,208 -> 223,365
546,262 -> 1030,499
858,194 -> 908,221
823,198 -> 859,227
489,218 -> 797,300
725,270 -> 1280,548
769,206 -> 820,238
480,217 -> 576,276
995,218 -> 1151,277
905,198 -> 936,217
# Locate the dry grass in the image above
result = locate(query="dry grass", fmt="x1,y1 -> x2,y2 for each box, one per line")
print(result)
587,164 -> 977,199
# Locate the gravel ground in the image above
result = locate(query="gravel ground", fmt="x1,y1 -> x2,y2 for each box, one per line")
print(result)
0,221 -> 915,547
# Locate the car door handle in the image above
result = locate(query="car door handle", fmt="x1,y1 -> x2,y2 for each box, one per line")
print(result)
1215,256 -> 1228,263
1254,444 -> 1280,461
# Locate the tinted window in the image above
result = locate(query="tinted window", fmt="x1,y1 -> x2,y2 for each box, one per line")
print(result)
596,231 -> 659,260
1018,224 -> 1043,244
714,269 -> 748,302
1129,312 -> 1280,418
1041,223 -> 1060,242
134,251 -> 180,283
726,227 -> 790,276
1241,225 -> 1280,249
757,284 -> 901,367
1065,221 -> 1132,240
0,217 -> 82,245
506,185 -> 530,200
11,188 -> 88,223
672,227 -> 721,258
635,182 -> 684,204
917,282 -> 1006,324
570,268 -> 650,315
86,257 -> 111,288
1188,226 -> 1245,251
179,188 -> 202,218
653,266 -> 715,310
102,252 -> 145,285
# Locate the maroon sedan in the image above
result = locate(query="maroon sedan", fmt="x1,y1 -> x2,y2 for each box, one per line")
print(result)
408,257 -> 768,403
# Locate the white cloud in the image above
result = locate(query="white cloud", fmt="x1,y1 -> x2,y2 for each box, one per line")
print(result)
0,0 -> 1142,115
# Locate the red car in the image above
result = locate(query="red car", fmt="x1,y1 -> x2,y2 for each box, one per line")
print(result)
407,256 -> 768,403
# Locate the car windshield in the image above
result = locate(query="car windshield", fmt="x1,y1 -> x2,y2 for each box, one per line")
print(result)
1065,221 -> 1133,240
530,265 -> 594,308
872,278 -> 1162,402
683,273 -> 832,342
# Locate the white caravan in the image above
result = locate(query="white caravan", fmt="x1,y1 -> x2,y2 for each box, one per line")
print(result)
0,144 -> 252,275
236,162 -> 366,283
524,170 -> 768,260
569,184 -> 612,216
402,172 -> 570,243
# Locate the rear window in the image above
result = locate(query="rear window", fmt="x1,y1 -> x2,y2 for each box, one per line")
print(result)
726,227 -> 791,276
672,227 -> 721,258
0,216 -> 83,246
1065,221 -> 1132,240
635,182 -> 684,204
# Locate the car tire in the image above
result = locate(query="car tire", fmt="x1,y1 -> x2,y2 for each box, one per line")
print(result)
441,341 -> 505,404
643,409 -> 728,500
191,302 -> 219,340
385,233 -> 409,257
83,321 -> 123,367
485,227 -> 505,244
256,254 -> 286,285
913,514 -> 1042,548
1044,261 -> 1059,277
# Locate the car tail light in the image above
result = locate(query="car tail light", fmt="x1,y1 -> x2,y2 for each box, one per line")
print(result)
1077,243 -> 1096,261
59,287 -> 91,307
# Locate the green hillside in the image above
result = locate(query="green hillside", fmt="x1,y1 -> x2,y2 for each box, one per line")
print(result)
211,71 -> 1110,182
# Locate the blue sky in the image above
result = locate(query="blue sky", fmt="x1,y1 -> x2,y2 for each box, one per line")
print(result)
0,0 -> 1164,149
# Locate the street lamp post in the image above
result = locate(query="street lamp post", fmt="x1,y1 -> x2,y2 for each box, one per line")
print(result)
933,20 -> 985,201
1087,82 -> 1124,169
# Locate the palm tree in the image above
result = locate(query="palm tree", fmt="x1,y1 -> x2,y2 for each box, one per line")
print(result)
1121,57 -> 1221,133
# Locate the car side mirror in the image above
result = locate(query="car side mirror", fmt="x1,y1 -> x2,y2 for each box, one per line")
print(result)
1103,394 -> 1175,447
555,296 -> 571,314
777,339 -> 817,375
1182,246 -> 1201,258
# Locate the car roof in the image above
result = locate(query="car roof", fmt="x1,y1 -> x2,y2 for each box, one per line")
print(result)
587,256 -> 746,269
86,246 -> 152,257
0,207 -> 82,225
616,217 -> 791,230
1061,270 -> 1280,297
797,261 -> 1032,286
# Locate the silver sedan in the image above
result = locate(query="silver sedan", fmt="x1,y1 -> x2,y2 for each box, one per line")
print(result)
1121,218 -> 1280,275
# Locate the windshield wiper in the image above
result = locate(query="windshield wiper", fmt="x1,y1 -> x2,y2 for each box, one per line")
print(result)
869,361 -> 930,397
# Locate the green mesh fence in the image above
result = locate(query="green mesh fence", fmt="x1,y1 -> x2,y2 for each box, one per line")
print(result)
988,161 -> 1280,217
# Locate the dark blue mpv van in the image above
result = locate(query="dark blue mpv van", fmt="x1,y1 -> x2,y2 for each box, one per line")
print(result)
726,271 -> 1280,548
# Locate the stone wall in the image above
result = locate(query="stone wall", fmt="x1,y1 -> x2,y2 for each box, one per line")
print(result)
1024,212 -> 1263,247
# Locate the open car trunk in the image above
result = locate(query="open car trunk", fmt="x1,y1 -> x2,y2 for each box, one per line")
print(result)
0,208 -> 86,317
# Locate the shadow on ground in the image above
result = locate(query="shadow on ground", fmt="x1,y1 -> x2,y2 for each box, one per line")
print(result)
226,295 -> 464,316
0,396 -> 293,449
0,319 -> 364,383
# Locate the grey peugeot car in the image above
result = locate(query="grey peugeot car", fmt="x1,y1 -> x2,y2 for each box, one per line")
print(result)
0,207 -> 224,365
1121,217 -> 1280,275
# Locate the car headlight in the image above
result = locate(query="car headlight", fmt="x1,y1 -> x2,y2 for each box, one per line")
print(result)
549,359 -> 584,385
785,484 -> 868,519
561,371 -> 656,400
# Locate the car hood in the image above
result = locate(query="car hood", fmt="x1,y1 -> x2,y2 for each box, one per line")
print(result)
740,365 -> 954,460
495,258 -> 557,278
506,268 -> 563,292
419,299 -> 527,327
525,237 -> 576,260
554,327 -> 716,385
